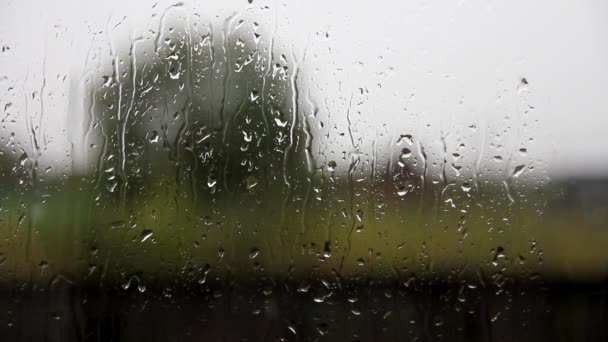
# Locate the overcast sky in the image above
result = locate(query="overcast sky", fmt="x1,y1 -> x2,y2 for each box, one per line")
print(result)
1,0 -> 607,181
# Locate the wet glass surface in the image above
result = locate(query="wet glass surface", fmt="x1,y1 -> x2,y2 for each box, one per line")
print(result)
0,0 -> 607,340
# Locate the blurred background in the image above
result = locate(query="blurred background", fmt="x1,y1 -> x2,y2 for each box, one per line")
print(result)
0,0 -> 607,340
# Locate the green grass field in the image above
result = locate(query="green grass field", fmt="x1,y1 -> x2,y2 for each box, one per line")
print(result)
0,176 -> 606,289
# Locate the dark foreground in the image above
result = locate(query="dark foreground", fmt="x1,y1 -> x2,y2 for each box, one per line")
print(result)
0,282 -> 606,341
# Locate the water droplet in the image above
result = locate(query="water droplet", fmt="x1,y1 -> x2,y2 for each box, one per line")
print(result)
327,161 -> 337,172
323,241 -> 331,258
140,229 -> 153,242
399,148 -> 412,162
513,165 -> 525,178
246,175 -> 258,189
249,247 -> 259,259
148,131 -> 159,143
297,280 -> 311,293
168,68 -> 180,79
250,90 -> 259,102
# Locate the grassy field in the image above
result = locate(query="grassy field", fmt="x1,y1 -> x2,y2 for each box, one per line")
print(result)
0,175 -> 606,290
0,174 -> 608,292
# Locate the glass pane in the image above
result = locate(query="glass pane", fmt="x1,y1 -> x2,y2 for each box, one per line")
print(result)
1,0 -> 607,340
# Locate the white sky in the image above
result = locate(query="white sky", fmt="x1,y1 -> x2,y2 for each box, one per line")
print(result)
1,0 -> 607,180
